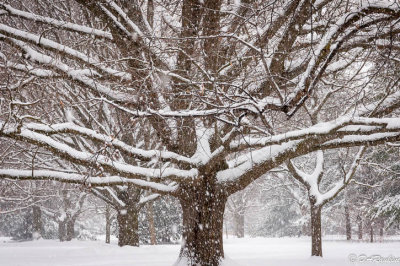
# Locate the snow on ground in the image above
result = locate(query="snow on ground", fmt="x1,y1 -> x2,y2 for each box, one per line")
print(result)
0,236 -> 400,266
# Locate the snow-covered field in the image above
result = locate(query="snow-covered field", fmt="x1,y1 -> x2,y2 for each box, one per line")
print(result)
1,236 -> 400,266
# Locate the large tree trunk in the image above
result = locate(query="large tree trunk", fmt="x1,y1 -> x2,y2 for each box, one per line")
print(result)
176,184 -> 227,266
66,218 -> 75,241
234,211 -> 245,238
310,204 -> 322,257
345,205 -> 351,240
116,184 -> 141,247
58,220 -> 66,242
105,204 -> 111,244
147,202 -> 157,245
32,205 -> 42,240
117,207 -> 139,247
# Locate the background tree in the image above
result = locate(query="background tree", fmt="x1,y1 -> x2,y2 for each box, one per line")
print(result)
139,195 -> 182,244
42,186 -> 87,241
92,185 -> 159,246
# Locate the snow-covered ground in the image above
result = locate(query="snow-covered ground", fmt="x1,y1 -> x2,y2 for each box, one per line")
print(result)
1,236 -> 400,266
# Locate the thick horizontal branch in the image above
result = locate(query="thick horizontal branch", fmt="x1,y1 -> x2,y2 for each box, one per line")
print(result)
231,117 -> 400,150
0,169 -> 177,195
219,117 -> 400,193
0,124 -> 198,181
26,122 -> 195,167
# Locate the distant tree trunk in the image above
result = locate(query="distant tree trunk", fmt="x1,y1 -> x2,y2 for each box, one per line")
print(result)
310,204 -> 322,257
234,211 -> 245,238
32,205 -> 42,240
370,223 -> 374,243
379,219 -> 384,239
160,219 -> 170,243
105,204 -> 111,244
300,205 -> 310,236
66,218 -> 75,241
147,202 -> 157,245
117,207 -> 139,247
345,206 -> 351,240
357,217 -> 363,240
58,220 -> 66,242
176,185 -> 227,266
224,219 -> 228,239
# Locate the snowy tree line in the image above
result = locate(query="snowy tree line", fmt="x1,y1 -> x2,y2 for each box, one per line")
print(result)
0,0 -> 400,265
1,148 -> 399,246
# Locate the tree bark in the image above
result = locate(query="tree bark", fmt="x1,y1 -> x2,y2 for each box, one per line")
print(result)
32,205 -> 42,240
116,184 -> 141,247
176,184 -> 227,266
147,202 -> 157,245
379,219 -> 384,238
310,204 -> 322,257
105,204 -> 111,244
117,207 -> 139,247
345,205 -> 351,240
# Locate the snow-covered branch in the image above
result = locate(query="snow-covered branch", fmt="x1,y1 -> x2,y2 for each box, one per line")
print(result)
0,169 -> 178,194
0,4 -> 113,39
0,25 -> 130,80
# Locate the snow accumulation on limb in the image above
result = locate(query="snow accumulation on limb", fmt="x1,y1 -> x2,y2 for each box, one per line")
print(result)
352,89 -> 400,117
0,169 -> 177,194
91,188 -> 125,208
218,117 -> 400,190
285,3 -> 400,116
220,0 -> 300,77
7,65 -> 53,78
217,141 -> 300,184
4,38 -> 136,103
288,147 -> 365,206
0,123 -> 198,181
190,125 -> 213,166
100,96 -> 282,119
107,1 -> 146,38
288,150 -> 324,185
311,147 -> 366,206
139,193 -> 160,206
231,116 -> 400,150
0,24 -> 131,80
103,187 -> 125,206
91,1 -> 168,70
318,132 -> 400,149
0,4 -> 113,40
0,55 -> 56,78
23,122 -> 194,166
